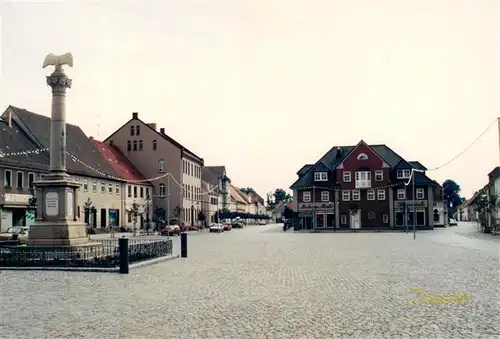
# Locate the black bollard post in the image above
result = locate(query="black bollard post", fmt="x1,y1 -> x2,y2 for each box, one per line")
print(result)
119,238 -> 129,274
180,232 -> 188,258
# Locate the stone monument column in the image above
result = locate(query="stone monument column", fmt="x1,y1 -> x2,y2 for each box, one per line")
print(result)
47,64 -> 71,176
27,53 -> 88,246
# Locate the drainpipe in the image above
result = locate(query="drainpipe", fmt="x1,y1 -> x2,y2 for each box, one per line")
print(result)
312,186 -> 316,232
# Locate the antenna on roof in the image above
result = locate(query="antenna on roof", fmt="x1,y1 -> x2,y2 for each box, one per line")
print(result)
336,146 -> 342,157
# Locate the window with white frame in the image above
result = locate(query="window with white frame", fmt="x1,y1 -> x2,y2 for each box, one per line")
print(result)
321,191 -> 330,202
343,171 -> 351,182
367,189 -> 375,200
352,189 -> 360,201
158,159 -> 165,172
92,180 -> 97,193
342,190 -> 350,201
375,170 -> 383,181
4,169 -> 11,188
377,189 -> 386,200
355,171 -> 371,188
108,184 -> 113,195
416,188 -> 425,200
397,189 -> 406,200
28,173 -> 35,188
314,172 -> 328,181
16,171 -> 23,189
83,180 -> 89,192
397,169 -> 411,179
159,183 -> 166,196
302,191 -> 311,202
116,184 -> 120,195
101,182 -> 106,194
383,214 -> 389,223
357,153 -> 368,160
341,215 -> 347,224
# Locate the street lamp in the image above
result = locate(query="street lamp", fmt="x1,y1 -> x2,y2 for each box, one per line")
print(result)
145,194 -> 152,235
411,168 -> 426,240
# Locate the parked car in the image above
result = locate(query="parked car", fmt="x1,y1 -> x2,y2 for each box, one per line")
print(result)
231,221 -> 244,228
223,223 -> 232,231
162,225 -> 181,236
181,224 -> 200,232
210,223 -> 224,233
0,226 -> 29,243
449,218 -> 458,226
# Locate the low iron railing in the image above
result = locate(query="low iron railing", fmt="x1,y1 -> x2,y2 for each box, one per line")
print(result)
0,238 -> 173,270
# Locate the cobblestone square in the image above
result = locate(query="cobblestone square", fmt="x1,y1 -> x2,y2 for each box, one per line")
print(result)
1,223 -> 499,338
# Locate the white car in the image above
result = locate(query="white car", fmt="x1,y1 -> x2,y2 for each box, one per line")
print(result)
209,223 -> 224,233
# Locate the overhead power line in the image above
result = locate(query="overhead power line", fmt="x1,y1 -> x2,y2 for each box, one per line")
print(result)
427,118 -> 498,172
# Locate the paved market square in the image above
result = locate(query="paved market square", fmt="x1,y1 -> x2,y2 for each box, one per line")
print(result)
1,223 -> 499,338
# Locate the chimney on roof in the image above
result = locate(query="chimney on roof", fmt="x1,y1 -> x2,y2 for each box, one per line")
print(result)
336,146 -> 342,157
6,110 -> 12,128
160,127 -> 165,134
132,112 -> 138,119
147,123 -> 157,131
89,136 -> 94,140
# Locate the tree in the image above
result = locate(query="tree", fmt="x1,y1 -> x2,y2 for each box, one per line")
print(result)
266,192 -> 275,208
473,193 -> 499,231
173,204 -> 182,225
283,206 -> 296,219
83,198 -> 95,226
127,202 -> 144,236
442,180 -> 465,216
273,188 -> 292,204
197,210 -> 206,223
28,187 -> 37,213
240,187 -> 256,194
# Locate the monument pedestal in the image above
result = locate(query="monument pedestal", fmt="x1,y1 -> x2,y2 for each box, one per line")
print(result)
27,175 -> 89,246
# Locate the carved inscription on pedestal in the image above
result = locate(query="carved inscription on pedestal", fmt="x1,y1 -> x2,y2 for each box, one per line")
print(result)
45,192 -> 59,216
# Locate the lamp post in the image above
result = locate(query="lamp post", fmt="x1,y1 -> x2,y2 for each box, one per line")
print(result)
312,186 -> 316,232
145,194 -> 151,235
411,168 -> 426,240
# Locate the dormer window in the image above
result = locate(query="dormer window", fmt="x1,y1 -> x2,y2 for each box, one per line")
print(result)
357,153 -> 368,160
397,169 -> 411,179
314,172 -> 328,181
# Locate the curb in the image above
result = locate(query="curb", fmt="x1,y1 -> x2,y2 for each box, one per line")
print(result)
0,266 -> 118,273
0,254 -> 181,273
129,254 -> 180,269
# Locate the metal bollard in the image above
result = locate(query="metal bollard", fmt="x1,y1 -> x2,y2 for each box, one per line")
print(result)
180,232 -> 188,258
119,237 -> 129,274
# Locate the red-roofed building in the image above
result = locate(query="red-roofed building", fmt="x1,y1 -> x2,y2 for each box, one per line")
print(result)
91,138 -> 153,229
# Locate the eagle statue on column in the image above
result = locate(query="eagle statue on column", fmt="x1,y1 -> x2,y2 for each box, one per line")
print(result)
42,53 -> 74,69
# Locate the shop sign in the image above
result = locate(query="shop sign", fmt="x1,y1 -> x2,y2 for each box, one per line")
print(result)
4,193 -> 30,204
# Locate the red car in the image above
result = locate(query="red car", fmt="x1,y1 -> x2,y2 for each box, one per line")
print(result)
223,223 -> 232,231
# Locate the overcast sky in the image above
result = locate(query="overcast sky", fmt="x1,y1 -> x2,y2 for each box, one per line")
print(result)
1,0 -> 498,198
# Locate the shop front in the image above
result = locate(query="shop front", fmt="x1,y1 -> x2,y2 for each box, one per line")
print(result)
297,202 -> 336,230
108,209 -> 119,227
0,193 -> 32,231
394,200 -> 428,228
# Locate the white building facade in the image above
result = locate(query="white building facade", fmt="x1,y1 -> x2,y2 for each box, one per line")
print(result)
182,156 -> 203,225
